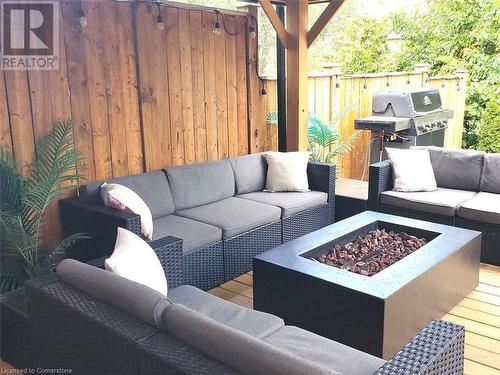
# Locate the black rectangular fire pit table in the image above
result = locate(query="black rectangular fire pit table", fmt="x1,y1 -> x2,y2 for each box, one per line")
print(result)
253,211 -> 481,359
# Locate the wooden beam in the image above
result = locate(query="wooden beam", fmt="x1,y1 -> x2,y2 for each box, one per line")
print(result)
286,0 -> 308,151
258,0 -> 289,48
307,0 -> 344,47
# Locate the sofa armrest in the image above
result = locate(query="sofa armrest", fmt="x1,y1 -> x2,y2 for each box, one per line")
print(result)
374,320 -> 464,375
368,160 -> 393,211
59,197 -> 142,262
150,236 -> 184,288
86,236 -> 184,288
307,161 -> 336,223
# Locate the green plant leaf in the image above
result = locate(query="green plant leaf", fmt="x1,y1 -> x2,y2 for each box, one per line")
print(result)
0,119 -> 86,293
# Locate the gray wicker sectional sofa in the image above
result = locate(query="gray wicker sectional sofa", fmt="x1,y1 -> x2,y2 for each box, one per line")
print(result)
25,259 -> 465,375
369,147 -> 500,265
59,153 -> 335,290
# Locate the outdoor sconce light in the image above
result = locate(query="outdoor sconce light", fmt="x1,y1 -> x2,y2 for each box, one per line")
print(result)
78,9 -> 87,28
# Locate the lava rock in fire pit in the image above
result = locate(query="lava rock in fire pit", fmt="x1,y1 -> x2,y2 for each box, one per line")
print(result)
315,229 -> 428,276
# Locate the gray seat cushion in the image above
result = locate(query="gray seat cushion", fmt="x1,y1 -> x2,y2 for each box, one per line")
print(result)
458,192 -> 500,225
238,190 -> 328,217
162,304 -> 337,375
176,197 -> 281,239
168,285 -> 283,338
56,259 -> 170,327
166,160 -> 235,210
426,146 -> 485,191
153,215 -> 222,254
229,153 -> 267,194
80,171 -> 175,219
480,153 -> 500,194
380,188 -> 477,216
263,325 -> 385,375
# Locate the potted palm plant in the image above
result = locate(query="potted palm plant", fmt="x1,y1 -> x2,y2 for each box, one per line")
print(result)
1,120 -> 87,366
307,109 -> 360,165
266,108 -> 359,165
0,120 -> 87,293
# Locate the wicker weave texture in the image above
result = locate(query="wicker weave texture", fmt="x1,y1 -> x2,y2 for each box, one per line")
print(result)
183,242 -> 224,291
368,160 -> 392,211
456,217 -> 500,265
59,198 -> 142,262
138,332 -> 241,375
224,221 -> 282,281
282,204 -> 329,243
151,237 -> 184,288
374,320 -> 464,375
26,281 -> 157,375
307,162 -> 336,224
0,298 -> 34,369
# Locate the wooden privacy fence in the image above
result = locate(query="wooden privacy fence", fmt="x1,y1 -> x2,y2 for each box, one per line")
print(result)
263,67 -> 468,179
0,0 -> 267,245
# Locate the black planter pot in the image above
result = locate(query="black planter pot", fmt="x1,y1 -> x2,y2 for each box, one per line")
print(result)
1,287 -> 32,369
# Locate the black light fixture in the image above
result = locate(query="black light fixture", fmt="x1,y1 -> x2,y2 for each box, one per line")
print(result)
78,8 -> 87,28
249,24 -> 256,38
249,16 -> 256,39
156,3 -> 164,31
213,12 -> 222,35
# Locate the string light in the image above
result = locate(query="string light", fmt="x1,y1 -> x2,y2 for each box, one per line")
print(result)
249,15 -> 256,38
213,12 -> 222,35
78,8 -> 87,28
156,3 -> 164,30
249,25 -> 256,39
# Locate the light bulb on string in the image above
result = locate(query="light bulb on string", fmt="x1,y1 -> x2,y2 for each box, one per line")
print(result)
78,9 -> 87,28
249,25 -> 256,39
213,21 -> 222,35
157,14 -> 164,30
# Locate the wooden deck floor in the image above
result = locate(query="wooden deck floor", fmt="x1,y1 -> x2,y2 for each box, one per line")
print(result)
209,263 -> 500,375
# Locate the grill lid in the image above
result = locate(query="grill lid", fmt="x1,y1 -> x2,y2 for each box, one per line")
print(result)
372,88 -> 443,117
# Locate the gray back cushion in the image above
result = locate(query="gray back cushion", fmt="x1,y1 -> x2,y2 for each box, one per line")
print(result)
56,259 -> 170,327
480,153 -> 500,194
161,303 -> 337,375
229,153 -> 267,194
166,160 -> 235,210
427,147 -> 484,191
80,171 -> 175,219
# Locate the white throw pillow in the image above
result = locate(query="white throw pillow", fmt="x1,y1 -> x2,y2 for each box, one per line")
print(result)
100,182 -> 153,240
264,152 -> 310,192
105,227 -> 168,296
386,148 -> 438,192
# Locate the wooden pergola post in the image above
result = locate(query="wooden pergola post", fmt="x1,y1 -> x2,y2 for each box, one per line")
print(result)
286,0 -> 308,151
258,0 -> 345,151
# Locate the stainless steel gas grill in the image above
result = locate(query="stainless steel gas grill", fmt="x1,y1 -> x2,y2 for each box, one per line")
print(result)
355,88 -> 454,164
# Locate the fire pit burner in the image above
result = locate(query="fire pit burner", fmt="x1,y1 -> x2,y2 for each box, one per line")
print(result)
314,229 -> 428,276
